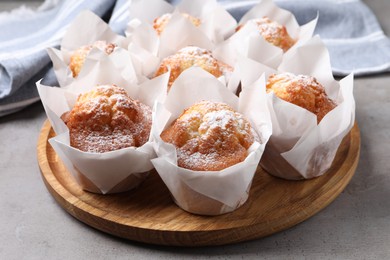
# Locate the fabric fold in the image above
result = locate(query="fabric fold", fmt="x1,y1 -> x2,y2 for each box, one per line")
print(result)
1,49 -> 50,98
0,0 -> 116,116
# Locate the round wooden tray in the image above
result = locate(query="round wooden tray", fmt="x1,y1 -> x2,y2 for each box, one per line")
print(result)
37,120 -> 360,246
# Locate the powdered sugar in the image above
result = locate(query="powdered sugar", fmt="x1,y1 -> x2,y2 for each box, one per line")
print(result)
266,72 -> 337,123
65,85 -> 152,153
242,17 -> 296,52
252,17 -> 282,38
155,46 -> 233,90
162,100 -> 255,171
177,46 -> 218,67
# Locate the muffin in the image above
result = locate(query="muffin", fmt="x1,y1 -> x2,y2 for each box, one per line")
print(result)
161,100 -> 256,171
69,41 -> 116,77
266,73 -> 337,123
237,17 -> 295,52
62,84 -> 152,153
153,13 -> 201,35
154,46 -> 233,91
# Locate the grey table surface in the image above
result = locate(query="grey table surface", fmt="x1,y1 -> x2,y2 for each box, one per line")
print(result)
1,1 -> 389,259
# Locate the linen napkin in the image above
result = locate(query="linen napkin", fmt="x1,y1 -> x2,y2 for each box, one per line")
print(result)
0,0 -> 115,116
109,0 -> 131,35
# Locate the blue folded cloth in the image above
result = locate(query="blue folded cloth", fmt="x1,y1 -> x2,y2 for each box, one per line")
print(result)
109,0 -> 131,35
1,0 -> 390,116
0,0 -> 115,116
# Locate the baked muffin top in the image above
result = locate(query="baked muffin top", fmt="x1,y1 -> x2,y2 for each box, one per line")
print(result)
154,46 -> 233,91
237,17 -> 295,52
161,100 -> 255,171
69,41 -> 116,77
266,73 -> 337,123
62,85 -> 152,153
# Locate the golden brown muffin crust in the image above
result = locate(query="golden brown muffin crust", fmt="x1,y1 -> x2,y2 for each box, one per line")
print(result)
63,85 -> 151,153
161,100 -> 255,171
266,73 -> 337,123
154,46 -> 233,91
69,41 -> 116,78
153,13 -> 201,35
237,17 -> 296,52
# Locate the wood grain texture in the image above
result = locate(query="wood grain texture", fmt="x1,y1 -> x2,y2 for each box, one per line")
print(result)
37,120 -> 360,247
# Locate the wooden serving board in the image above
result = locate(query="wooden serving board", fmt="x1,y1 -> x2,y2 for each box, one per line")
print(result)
37,120 -> 360,246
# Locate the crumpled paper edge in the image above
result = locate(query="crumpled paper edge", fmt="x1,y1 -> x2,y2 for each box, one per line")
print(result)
126,9 -> 243,93
36,52 -> 169,193
47,10 -> 129,87
150,67 -> 272,215
239,36 -> 355,179
127,0 -> 237,44
215,0 -> 318,69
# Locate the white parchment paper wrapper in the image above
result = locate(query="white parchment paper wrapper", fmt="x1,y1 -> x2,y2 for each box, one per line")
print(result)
47,10 -> 130,87
127,0 -> 237,44
127,7 -> 215,59
36,55 -> 168,194
239,36 -> 355,180
214,0 -> 317,69
126,9 -> 242,94
150,67 -> 272,215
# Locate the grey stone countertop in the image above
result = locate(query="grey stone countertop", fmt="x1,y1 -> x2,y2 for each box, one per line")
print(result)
1,1 -> 389,259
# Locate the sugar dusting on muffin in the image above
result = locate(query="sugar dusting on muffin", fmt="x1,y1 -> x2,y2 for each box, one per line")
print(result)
237,17 -> 296,52
266,73 -> 336,123
154,46 -> 233,91
161,100 -> 256,171
62,85 -> 151,153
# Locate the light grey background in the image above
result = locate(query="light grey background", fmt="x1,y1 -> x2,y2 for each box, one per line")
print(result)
1,1 -> 389,259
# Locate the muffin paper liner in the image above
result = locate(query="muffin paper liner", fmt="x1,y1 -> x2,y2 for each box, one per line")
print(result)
47,10 -> 130,87
239,36 -> 355,179
37,51 -> 168,194
237,0 -> 318,51
127,0 -> 237,44
214,0 -> 318,69
150,67 -> 272,215
127,11 -> 250,95
125,0 -> 252,94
